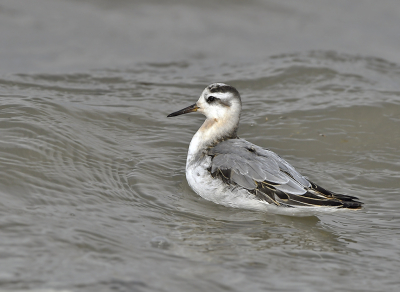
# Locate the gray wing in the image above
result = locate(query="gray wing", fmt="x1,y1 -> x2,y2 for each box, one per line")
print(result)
208,139 -> 362,209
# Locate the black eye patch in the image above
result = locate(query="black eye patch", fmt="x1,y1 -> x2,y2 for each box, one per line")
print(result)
207,96 -> 217,103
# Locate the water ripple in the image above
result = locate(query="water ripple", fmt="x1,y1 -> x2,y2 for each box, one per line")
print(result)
1,51 -> 400,291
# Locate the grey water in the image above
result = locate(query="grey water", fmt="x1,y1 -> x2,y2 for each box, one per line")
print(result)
1,1 -> 400,292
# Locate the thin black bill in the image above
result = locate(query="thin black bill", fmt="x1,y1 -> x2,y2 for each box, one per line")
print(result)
167,103 -> 199,117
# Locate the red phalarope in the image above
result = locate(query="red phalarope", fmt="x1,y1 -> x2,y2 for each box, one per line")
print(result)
168,83 -> 363,216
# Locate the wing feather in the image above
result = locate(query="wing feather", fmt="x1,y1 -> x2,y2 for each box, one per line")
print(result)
208,139 -> 363,209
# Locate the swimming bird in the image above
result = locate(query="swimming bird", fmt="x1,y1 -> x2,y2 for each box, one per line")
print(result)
167,83 -> 363,216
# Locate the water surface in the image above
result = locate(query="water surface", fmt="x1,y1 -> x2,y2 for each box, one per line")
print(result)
1,52 -> 399,291
0,1 -> 400,292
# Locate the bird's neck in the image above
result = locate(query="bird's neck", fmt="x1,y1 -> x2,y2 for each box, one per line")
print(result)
187,116 -> 239,165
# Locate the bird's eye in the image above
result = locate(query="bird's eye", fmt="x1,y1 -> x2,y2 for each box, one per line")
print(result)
207,96 -> 216,103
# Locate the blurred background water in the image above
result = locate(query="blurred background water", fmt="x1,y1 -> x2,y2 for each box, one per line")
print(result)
0,0 -> 400,291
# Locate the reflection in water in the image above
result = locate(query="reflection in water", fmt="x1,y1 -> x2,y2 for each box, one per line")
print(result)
169,207 -> 352,258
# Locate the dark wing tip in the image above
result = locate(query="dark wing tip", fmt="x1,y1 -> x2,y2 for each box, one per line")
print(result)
307,181 -> 364,210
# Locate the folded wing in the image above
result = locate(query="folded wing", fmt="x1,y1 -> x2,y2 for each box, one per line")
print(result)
208,139 -> 363,209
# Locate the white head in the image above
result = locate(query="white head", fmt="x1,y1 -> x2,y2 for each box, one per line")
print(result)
168,83 -> 242,145
196,83 -> 242,122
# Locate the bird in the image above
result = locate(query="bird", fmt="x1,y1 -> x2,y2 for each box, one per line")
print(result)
167,83 -> 363,216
